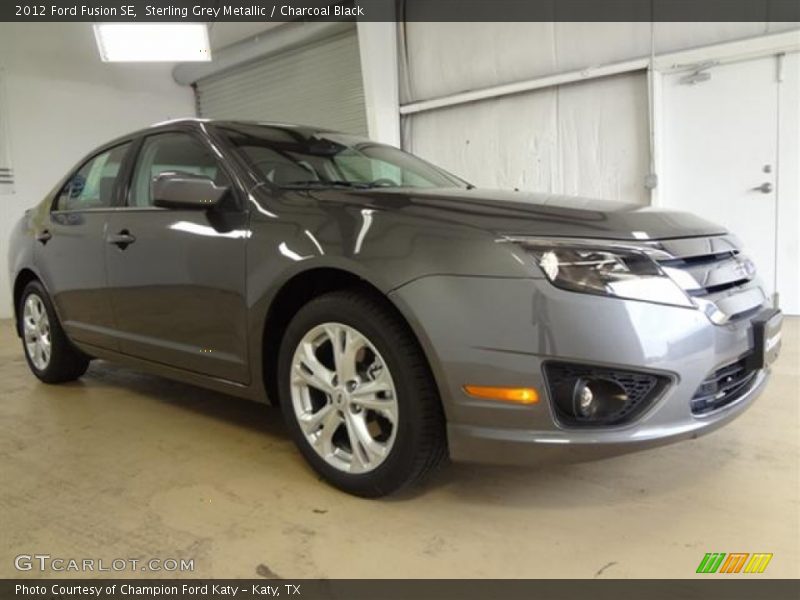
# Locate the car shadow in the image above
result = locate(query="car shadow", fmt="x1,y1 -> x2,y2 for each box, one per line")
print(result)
76,360 -> 744,508
82,360 -> 289,439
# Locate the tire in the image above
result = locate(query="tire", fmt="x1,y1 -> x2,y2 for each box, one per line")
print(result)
278,289 -> 447,497
19,280 -> 90,384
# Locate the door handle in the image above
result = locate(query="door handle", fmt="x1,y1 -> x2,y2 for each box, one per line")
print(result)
35,230 -> 52,244
107,230 -> 136,250
751,182 -> 773,194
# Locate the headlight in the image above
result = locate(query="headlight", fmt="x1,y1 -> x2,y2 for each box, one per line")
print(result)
519,243 -> 693,307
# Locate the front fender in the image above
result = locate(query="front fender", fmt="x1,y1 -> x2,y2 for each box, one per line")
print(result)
243,187 -> 535,402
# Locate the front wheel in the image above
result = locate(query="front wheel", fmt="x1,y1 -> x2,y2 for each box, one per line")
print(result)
278,290 -> 447,497
19,280 -> 89,383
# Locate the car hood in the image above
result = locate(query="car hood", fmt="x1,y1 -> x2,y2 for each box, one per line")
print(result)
327,187 -> 726,241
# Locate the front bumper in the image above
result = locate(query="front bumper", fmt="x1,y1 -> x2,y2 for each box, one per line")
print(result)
389,275 -> 774,466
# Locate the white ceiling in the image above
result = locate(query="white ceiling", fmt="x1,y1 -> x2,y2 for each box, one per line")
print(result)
207,22 -> 287,51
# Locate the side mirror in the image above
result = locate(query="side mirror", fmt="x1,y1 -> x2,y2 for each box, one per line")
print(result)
152,172 -> 229,210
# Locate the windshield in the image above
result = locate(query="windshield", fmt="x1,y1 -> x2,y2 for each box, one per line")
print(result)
218,124 -> 467,190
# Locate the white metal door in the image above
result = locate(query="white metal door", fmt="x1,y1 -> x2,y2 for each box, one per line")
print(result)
661,56 -> 781,307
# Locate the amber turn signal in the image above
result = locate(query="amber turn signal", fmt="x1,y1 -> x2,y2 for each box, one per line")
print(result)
463,385 -> 539,404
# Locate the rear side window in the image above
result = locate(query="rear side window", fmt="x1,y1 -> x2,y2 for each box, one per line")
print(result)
129,133 -> 229,207
55,143 -> 131,211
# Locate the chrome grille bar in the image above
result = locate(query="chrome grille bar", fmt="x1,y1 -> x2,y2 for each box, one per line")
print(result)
648,235 -> 767,324
661,255 -> 756,294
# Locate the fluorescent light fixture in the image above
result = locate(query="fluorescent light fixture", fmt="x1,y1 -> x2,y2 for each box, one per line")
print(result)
93,24 -> 211,62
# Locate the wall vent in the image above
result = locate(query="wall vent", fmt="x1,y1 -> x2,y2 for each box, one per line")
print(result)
0,167 -> 13,187
0,69 -> 14,194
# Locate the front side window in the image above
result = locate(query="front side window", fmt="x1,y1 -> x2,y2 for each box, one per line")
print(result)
55,143 -> 131,211
217,124 -> 467,190
129,132 -> 229,207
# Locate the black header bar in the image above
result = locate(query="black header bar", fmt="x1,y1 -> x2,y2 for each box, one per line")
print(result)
3,0 -> 800,22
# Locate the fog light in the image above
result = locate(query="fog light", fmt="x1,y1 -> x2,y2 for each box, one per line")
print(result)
570,378 -> 629,421
575,380 -> 596,417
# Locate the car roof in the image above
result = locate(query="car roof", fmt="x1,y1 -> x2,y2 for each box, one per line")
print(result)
96,119 -> 341,151
152,118 -> 335,136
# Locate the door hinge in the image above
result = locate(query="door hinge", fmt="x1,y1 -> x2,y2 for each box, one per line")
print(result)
678,60 -> 719,85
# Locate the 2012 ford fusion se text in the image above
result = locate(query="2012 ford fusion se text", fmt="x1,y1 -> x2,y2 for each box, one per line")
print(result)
7,120 -> 783,497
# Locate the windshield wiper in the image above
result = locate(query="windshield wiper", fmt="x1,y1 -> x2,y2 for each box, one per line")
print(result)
280,180 -> 372,190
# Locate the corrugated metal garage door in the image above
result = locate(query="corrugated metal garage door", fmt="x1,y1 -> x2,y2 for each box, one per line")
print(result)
195,27 -> 367,136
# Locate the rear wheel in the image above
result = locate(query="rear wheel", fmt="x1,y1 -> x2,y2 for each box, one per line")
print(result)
278,290 -> 446,497
19,281 -> 89,383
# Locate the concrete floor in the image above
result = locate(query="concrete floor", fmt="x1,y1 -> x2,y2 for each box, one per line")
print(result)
0,318 -> 797,580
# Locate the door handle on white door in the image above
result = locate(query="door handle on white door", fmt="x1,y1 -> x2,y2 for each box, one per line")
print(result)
751,182 -> 773,194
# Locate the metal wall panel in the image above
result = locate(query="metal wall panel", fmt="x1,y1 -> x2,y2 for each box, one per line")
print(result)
405,71 -> 650,204
399,23 -> 797,206
401,22 -> 786,103
196,27 -> 367,136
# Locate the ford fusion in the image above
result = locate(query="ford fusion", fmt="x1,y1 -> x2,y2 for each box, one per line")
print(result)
7,120 -> 783,497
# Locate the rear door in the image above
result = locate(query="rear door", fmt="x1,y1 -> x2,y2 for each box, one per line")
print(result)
34,142 -> 132,349
104,131 -> 250,383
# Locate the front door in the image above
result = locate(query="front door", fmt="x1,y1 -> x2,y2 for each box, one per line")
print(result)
661,54 -> 798,314
105,131 -> 250,383
35,142 -> 131,349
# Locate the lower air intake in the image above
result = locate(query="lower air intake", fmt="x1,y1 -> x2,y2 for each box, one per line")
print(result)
543,362 -> 669,427
691,356 -> 758,415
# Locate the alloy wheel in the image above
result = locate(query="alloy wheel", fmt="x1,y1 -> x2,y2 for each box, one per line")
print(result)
290,322 -> 398,474
23,293 -> 52,371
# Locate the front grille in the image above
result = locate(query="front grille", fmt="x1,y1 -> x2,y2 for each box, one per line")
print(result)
691,355 -> 758,415
652,236 -> 766,323
658,250 -> 737,269
543,362 -> 669,426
